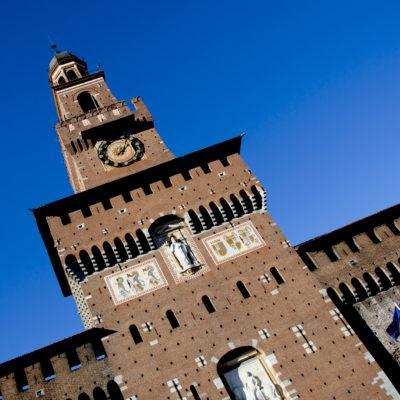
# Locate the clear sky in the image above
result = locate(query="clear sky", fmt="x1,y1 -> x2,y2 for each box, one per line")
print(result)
1,0 -> 400,362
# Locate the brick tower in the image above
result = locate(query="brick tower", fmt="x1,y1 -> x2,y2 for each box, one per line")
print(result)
0,50 -> 398,400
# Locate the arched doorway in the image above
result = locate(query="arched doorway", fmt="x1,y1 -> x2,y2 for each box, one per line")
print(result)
217,346 -> 284,399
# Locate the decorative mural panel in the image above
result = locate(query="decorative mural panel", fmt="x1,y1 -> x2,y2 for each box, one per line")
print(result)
223,357 -> 283,400
203,221 -> 265,265
153,219 -> 210,284
105,259 -> 168,305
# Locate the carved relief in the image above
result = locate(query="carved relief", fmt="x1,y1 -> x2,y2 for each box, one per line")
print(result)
203,221 -> 265,265
105,259 -> 168,305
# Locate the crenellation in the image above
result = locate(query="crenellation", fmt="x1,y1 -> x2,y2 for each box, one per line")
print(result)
3,49 -> 398,399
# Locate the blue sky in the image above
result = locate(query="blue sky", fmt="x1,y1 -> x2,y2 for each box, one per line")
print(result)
1,0 -> 400,362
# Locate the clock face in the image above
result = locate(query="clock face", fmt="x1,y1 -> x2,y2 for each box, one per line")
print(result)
98,135 -> 144,167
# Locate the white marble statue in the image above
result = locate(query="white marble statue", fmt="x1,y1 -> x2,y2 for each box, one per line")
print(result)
169,235 -> 197,271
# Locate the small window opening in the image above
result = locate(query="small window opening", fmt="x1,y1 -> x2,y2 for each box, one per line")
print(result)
129,324 -> 143,344
270,267 -> 284,284
202,295 -> 216,313
58,76 -> 66,85
66,69 -> 78,80
236,281 -> 251,299
166,309 -> 180,328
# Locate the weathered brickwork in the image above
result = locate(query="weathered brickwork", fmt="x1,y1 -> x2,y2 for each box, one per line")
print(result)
1,51 -> 399,400
297,204 -> 400,389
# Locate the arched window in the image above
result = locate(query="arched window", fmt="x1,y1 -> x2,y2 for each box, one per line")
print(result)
76,139 -> 84,152
239,189 -> 254,213
77,91 -> 99,113
350,277 -> 368,301
70,141 -> 77,154
129,324 -> 143,344
188,209 -> 203,233
236,281 -> 251,299
114,238 -> 128,262
93,387 -> 107,400
166,309 -> 180,329
270,267 -> 284,285
363,273 -> 379,296
79,250 -> 95,275
107,381 -> 124,400
66,69 -> 78,81
217,346 -> 283,400
65,254 -> 84,280
338,282 -> 356,304
125,233 -> 140,258
375,267 -> 391,290
57,76 -> 66,85
387,262 -> 400,285
220,198 -> 235,221
202,295 -> 216,313
190,385 -> 201,400
92,246 -> 106,271
230,194 -> 245,217
136,229 -> 151,253
78,394 -> 90,400
199,206 -> 213,229
250,185 -> 263,210
103,242 -> 117,266
209,202 -> 224,225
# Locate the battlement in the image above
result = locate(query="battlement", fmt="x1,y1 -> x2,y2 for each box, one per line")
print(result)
296,203 -> 400,303
33,136 -> 268,296
0,329 -> 114,399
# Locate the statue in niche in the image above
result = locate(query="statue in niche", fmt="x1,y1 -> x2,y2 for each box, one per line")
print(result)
168,234 -> 201,274
244,371 -> 280,400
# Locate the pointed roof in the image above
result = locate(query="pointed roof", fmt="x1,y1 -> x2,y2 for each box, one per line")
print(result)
49,51 -> 87,73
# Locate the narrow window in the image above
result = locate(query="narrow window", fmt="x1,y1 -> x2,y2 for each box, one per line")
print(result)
129,324 -> 143,344
199,206 -> 213,229
270,267 -> 284,284
114,238 -> 128,262
202,295 -> 216,313
103,242 -> 117,266
70,140 -> 77,154
166,309 -> 180,328
236,281 -> 251,299
58,76 -> 66,85
66,69 -> 78,80
188,209 -> 203,233
136,229 -> 151,253
190,385 -> 201,400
